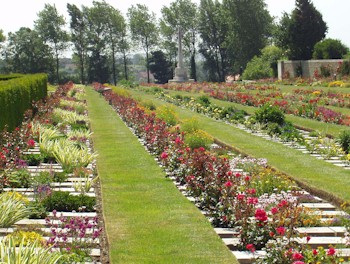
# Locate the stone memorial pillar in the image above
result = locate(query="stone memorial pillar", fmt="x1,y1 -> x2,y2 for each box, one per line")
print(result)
169,28 -> 193,83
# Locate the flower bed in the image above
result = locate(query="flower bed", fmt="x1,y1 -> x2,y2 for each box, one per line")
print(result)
0,83 -> 103,263
143,82 -> 350,126
95,83 -> 350,263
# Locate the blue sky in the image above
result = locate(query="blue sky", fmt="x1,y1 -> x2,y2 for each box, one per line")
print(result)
1,0 -> 349,48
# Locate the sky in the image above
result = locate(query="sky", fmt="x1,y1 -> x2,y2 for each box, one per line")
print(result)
1,0 -> 349,48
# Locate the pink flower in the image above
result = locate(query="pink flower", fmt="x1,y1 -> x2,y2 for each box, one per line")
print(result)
278,200 -> 288,208
235,173 -> 241,178
27,139 -> 36,148
276,226 -> 286,236
247,188 -> 256,195
292,252 -> 304,261
224,181 -> 233,188
327,247 -> 336,256
292,262 -> 305,264
247,197 -> 258,205
246,244 -> 255,252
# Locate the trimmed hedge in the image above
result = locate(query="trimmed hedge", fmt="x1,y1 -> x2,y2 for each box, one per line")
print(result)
0,74 -> 24,81
0,74 -> 47,131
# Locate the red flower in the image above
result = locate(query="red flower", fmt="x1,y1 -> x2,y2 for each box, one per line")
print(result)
247,188 -> 256,195
246,244 -> 255,252
235,173 -> 241,178
292,262 -> 305,264
199,147 -> 205,152
327,247 -> 336,256
160,152 -> 168,159
276,226 -> 286,236
269,231 -> 274,237
306,236 -> 311,243
255,209 -> 267,222
224,181 -> 233,188
292,252 -> 304,261
237,193 -> 245,200
270,207 -> 278,215
278,200 -> 288,208
312,249 -> 318,256
226,171 -> 232,176
244,176 -> 251,181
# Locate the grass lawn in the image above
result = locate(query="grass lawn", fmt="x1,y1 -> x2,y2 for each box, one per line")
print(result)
130,88 -> 350,204
84,87 -> 237,264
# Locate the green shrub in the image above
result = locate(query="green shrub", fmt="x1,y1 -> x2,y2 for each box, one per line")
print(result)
156,105 -> 178,126
8,169 -> 32,188
242,56 -> 273,80
181,117 -> 200,133
337,130 -> 350,153
42,191 -> 95,212
254,104 -> 285,126
313,38 -> 349,59
185,129 -> 214,150
196,95 -> 211,107
340,60 -> 350,76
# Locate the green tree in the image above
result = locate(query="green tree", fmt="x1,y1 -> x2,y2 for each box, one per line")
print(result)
67,3 -> 89,84
242,46 -> 284,80
223,0 -> 272,71
161,0 -> 199,81
4,27 -> 54,74
198,0 -> 229,82
276,0 -> 327,60
313,38 -> 349,59
128,4 -> 159,83
35,4 -> 69,84
149,50 -> 173,84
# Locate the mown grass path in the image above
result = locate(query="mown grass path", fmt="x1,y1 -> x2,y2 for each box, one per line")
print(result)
85,87 -> 237,264
130,89 -> 350,203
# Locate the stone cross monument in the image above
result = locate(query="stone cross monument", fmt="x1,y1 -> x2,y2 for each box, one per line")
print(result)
169,28 -> 193,83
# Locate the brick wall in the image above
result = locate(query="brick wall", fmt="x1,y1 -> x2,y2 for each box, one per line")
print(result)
278,59 -> 343,80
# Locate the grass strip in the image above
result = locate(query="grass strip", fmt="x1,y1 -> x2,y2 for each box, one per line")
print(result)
130,89 -> 350,204
84,87 -> 237,264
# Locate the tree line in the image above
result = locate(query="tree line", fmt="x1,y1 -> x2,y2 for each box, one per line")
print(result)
0,0 -> 348,84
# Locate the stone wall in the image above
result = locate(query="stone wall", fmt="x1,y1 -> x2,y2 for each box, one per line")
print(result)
278,59 -> 343,80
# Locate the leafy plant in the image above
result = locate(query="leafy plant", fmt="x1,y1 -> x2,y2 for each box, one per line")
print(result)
42,191 -> 96,212
337,130 -> 350,153
254,104 -> 285,126
155,105 -> 178,126
0,237 -> 62,264
0,192 -> 31,227
8,169 -> 32,188
5,230 -> 45,246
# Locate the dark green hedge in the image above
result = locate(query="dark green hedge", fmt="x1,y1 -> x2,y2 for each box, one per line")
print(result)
0,74 -> 47,131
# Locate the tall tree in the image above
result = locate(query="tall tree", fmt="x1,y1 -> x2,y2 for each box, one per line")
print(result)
35,4 -> 69,84
85,2 -> 110,83
119,27 -> 131,80
67,3 -> 89,84
223,0 -> 272,71
198,0 -> 229,82
161,0 -> 199,81
276,0 -> 327,60
128,4 -> 158,83
91,1 -> 126,85
4,27 -> 53,74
